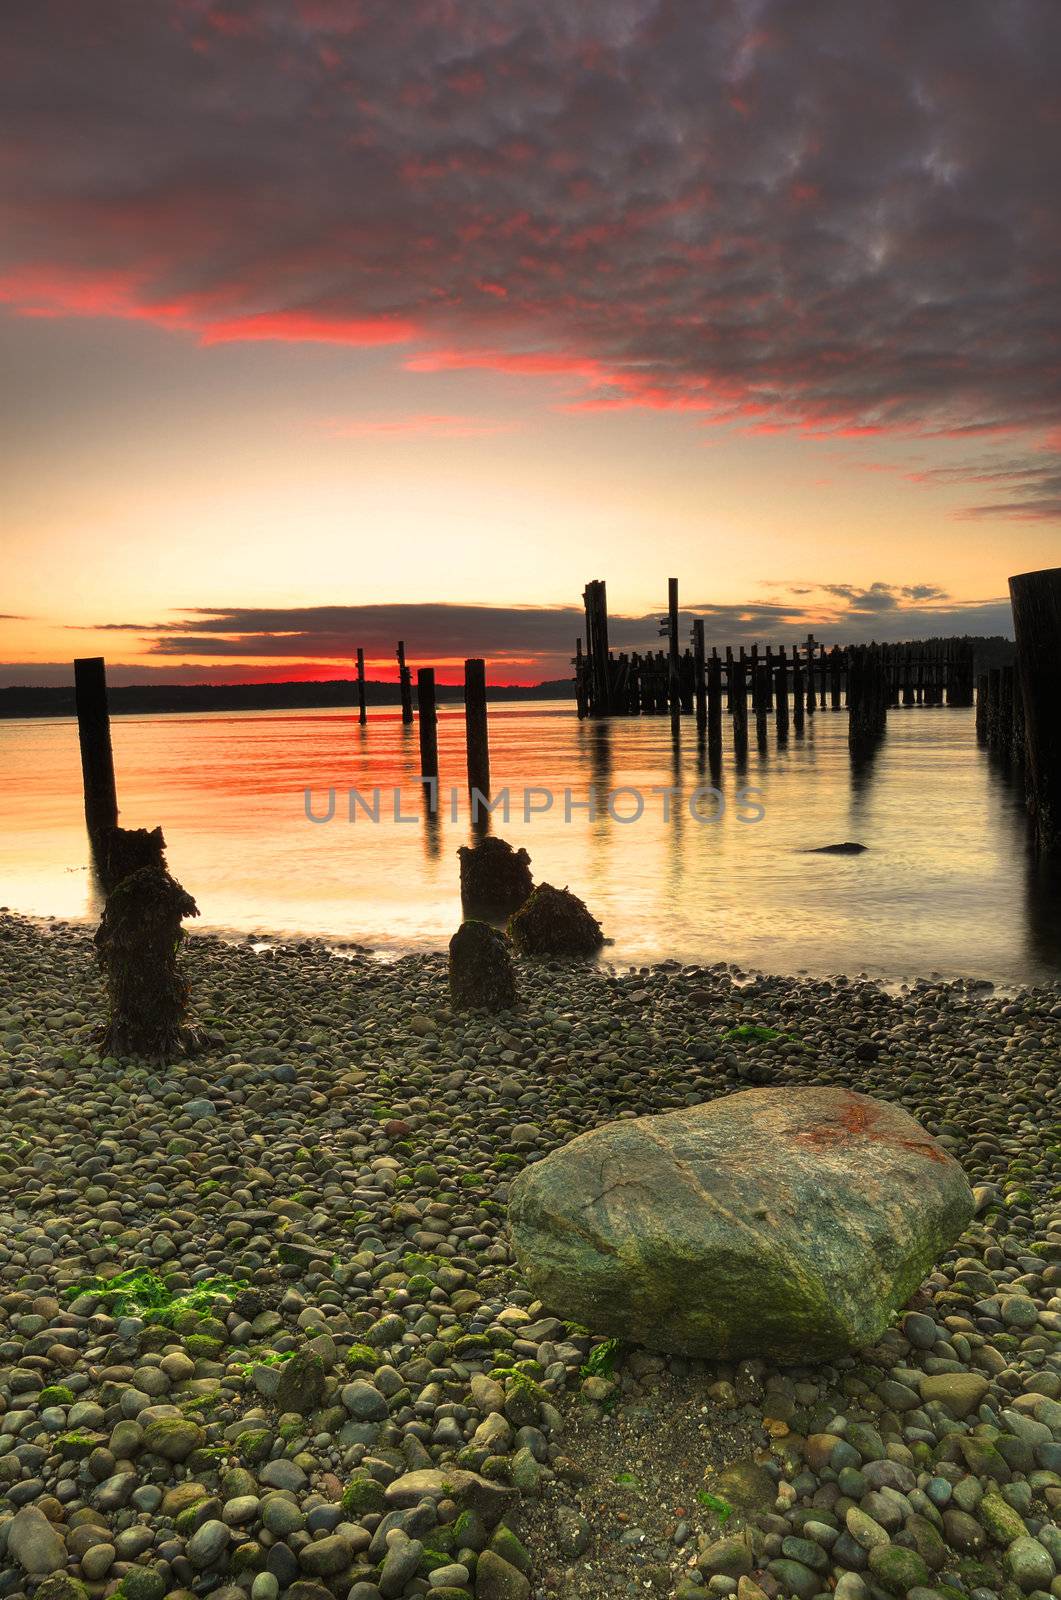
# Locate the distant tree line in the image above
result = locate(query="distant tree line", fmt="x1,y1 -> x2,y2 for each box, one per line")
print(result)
0,676 -> 578,720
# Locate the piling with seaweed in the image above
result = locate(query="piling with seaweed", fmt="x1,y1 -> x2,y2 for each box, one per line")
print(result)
94,828 -> 199,1058
508,882 -> 604,957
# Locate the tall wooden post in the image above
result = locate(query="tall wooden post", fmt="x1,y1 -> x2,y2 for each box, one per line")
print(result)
356,648 -> 367,725
775,645 -> 789,740
707,651 -> 723,763
583,579 -> 611,717
74,657 -> 118,841
1009,566 -> 1061,858
667,577 -> 680,725
693,619 -> 707,731
804,634 -> 816,716
987,668 -> 1001,749
397,641 -> 414,725
575,637 -> 587,718
417,668 -> 438,800
731,652 -> 748,752
792,643 -> 805,732
464,658 -> 489,796
975,673 -> 988,743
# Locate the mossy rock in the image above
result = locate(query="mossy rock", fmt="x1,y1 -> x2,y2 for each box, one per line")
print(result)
274,1349 -> 326,1415
508,1086 -> 973,1361
344,1343 -> 379,1372
235,1428 -> 272,1463
33,1578 -> 88,1600
56,1432 -> 102,1460
341,1474 -> 387,1515
39,1384 -> 75,1407
143,1416 -> 205,1462
114,1569 -> 166,1600
185,1333 -> 226,1360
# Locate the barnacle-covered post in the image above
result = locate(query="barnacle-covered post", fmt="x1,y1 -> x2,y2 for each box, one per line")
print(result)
94,828 -> 199,1057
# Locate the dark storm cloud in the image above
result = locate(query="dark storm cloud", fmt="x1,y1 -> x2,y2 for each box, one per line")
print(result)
79,588 -> 1012,677
0,0 -> 1058,515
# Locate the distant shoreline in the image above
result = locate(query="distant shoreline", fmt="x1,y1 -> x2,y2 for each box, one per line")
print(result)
0,677 -> 577,720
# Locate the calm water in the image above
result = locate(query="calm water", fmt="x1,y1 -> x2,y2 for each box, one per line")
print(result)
2,702 -> 1059,981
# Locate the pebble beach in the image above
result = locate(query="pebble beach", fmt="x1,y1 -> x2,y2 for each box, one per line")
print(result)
0,913 -> 1058,1600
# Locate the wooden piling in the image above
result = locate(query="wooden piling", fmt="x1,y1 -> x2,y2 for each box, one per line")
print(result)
754,663 -> 768,750
1009,565 -> 1061,858
416,667 -> 438,796
731,652 -> 748,751
804,635 -> 816,716
464,658 -> 489,795
792,645 -> 805,732
707,650 -> 723,762
693,619 -> 707,731
818,643 -> 827,709
848,644 -> 888,753
575,638 -> 587,718
583,579 -> 612,716
74,656 -> 119,841
356,647 -> 367,725
775,645 -> 789,740
975,673 -> 988,742
397,641 -> 413,724
666,578 -> 681,724
987,668 -> 1001,749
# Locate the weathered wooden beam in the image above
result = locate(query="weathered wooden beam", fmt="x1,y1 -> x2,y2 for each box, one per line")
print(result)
667,577 -> 680,724
74,657 -> 118,841
397,641 -> 413,724
775,645 -> 789,740
1009,565 -> 1061,858
356,647 -> 367,725
417,667 -> 439,797
693,619 -> 707,731
708,650 -> 723,761
464,658 -> 489,796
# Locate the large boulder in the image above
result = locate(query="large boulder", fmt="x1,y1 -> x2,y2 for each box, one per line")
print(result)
449,921 -> 518,1011
507,883 -> 603,957
458,836 -> 533,917
508,1087 -> 973,1361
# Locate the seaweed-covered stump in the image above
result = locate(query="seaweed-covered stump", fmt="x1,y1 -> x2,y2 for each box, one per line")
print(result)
507,882 -> 603,958
94,824 -> 166,894
449,920 -> 518,1011
457,835 -> 533,918
95,863 -> 199,1057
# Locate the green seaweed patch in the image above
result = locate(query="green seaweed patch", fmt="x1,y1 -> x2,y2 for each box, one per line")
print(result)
63,1267 -> 245,1324
698,1491 -> 734,1526
580,1336 -> 621,1379
723,1024 -> 801,1045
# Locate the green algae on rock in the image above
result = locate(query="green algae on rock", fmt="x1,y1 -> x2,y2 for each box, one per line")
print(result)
507,1086 -> 974,1360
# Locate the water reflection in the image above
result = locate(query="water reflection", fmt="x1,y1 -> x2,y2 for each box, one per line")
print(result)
1,701 -> 1058,981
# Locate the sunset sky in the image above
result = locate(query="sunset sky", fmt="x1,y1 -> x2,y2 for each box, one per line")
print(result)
2,1 -> 1059,685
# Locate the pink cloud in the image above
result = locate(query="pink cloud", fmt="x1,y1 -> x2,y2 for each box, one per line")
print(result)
0,0 -> 1058,518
